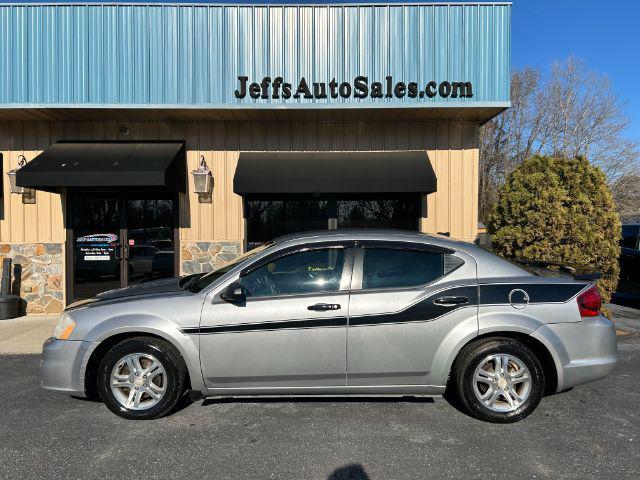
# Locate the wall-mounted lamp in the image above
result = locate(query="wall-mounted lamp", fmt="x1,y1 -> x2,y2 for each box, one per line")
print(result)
7,155 -> 27,194
192,155 -> 213,203
7,155 -> 36,204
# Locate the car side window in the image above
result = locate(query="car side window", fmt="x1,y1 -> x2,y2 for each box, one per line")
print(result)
239,248 -> 346,298
361,248 -> 461,290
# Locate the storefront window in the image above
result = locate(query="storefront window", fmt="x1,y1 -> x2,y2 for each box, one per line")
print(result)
245,195 -> 420,247
245,199 -> 330,249
337,198 -> 420,230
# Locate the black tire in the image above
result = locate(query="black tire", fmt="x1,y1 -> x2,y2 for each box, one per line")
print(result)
98,336 -> 188,420
450,337 -> 545,423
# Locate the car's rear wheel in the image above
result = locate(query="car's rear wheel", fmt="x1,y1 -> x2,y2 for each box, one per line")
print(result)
451,337 -> 545,423
97,336 -> 188,420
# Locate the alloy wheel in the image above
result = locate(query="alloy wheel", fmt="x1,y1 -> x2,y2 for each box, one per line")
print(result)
109,353 -> 167,411
472,353 -> 531,413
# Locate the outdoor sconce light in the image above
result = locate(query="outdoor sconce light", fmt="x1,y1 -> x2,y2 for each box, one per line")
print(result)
7,155 -> 27,194
192,155 -> 213,203
7,155 -> 36,204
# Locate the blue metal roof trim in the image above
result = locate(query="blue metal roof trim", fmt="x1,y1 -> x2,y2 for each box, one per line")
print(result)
0,3 -> 511,108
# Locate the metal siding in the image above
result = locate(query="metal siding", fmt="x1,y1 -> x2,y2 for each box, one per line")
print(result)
0,3 -> 510,107
194,6 -> 208,104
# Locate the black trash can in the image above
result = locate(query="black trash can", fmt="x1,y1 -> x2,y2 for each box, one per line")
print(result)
0,294 -> 19,320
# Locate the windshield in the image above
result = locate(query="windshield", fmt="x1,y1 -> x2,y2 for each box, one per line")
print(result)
185,243 -> 273,293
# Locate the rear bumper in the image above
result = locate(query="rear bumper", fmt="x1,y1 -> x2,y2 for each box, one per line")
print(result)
40,337 -> 96,397
532,315 -> 617,392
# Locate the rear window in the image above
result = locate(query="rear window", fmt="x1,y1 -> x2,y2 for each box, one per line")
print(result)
361,248 -> 463,290
501,258 -> 597,280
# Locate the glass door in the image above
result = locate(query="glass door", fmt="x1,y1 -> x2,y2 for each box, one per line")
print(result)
71,192 -> 124,301
126,194 -> 176,285
69,190 -> 177,302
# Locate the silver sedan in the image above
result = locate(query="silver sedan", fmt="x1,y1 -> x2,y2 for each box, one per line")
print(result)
41,230 -> 617,422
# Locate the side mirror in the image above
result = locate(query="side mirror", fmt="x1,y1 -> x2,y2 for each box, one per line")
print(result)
220,281 -> 246,304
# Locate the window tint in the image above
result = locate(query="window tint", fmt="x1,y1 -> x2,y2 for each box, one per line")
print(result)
245,199 -> 329,250
240,248 -> 345,298
361,248 -> 452,290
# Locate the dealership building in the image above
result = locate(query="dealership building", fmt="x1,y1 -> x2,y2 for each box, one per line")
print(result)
0,1 -> 510,313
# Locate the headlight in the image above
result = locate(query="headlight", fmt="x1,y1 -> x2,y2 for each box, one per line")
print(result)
53,313 -> 77,340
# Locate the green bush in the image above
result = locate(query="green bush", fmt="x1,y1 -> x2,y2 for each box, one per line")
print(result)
488,155 -> 621,304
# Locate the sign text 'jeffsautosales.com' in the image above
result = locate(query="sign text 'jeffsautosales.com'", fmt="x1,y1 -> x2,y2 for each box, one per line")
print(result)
234,76 -> 473,101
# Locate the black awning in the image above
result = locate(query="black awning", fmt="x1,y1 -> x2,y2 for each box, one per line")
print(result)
233,151 -> 437,195
16,141 -> 187,193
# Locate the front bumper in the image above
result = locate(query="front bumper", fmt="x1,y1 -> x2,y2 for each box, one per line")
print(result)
532,315 -> 617,392
40,337 -> 96,396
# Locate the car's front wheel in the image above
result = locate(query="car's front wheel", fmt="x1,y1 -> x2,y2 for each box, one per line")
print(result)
450,337 -> 545,423
98,336 -> 188,420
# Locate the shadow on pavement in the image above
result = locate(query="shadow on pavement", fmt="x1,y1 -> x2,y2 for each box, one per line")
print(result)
70,395 -> 102,403
202,396 -> 434,406
327,464 -> 370,480
173,391 -> 195,413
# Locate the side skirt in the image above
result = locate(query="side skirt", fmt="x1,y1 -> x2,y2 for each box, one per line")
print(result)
201,384 -> 446,397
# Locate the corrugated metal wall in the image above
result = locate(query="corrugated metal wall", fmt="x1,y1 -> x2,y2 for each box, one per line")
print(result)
0,2 -> 510,107
0,119 -> 478,244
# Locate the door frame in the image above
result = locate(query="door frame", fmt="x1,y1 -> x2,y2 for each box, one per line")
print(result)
64,188 -> 180,306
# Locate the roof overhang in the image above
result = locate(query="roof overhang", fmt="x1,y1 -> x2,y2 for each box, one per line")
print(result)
0,104 -> 509,124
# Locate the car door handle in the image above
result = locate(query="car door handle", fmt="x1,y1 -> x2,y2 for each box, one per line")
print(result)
307,303 -> 341,311
433,296 -> 468,306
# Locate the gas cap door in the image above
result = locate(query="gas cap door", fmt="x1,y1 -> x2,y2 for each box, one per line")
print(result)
509,288 -> 530,309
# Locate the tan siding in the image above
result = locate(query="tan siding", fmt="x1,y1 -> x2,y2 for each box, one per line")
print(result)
0,123 -> 64,243
0,120 -> 479,244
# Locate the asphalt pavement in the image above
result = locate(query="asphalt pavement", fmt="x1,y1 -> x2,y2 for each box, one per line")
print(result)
1,335 -> 639,480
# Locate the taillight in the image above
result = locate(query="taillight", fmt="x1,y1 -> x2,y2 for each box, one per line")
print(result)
577,285 -> 602,317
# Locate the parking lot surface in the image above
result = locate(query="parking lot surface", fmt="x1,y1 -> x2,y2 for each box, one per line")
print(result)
1,334 -> 638,480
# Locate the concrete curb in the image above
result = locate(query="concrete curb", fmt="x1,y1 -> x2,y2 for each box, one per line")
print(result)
0,315 -> 58,354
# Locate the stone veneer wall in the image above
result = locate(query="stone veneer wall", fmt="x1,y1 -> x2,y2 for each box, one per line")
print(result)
180,241 -> 242,275
0,241 -> 241,314
0,243 -> 64,314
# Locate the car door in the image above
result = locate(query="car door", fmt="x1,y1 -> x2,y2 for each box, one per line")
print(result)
346,241 -> 478,388
198,243 -> 353,391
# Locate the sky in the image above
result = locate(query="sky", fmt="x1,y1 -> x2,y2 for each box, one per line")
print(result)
511,0 -> 640,139
9,0 -> 640,138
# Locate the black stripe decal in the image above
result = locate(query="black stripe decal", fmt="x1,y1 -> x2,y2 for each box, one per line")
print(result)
348,285 -> 478,327
181,283 -> 586,335
479,283 -> 585,305
183,316 -> 348,335
182,286 -> 477,335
